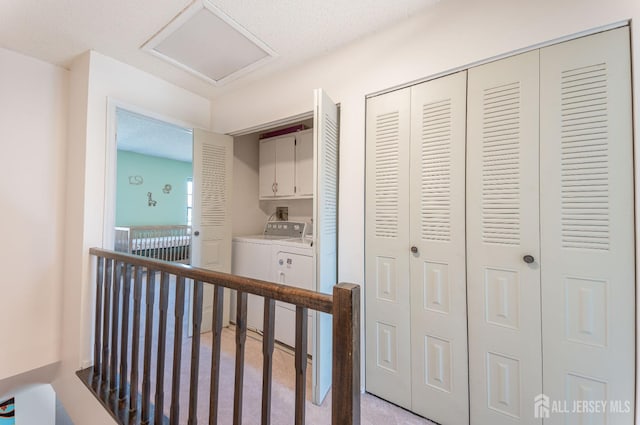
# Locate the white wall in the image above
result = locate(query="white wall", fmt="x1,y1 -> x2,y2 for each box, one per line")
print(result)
232,133 -> 269,236
55,50 -> 211,425
0,48 -> 67,381
209,0 -> 640,405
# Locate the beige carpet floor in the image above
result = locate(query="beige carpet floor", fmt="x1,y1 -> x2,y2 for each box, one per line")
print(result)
125,274 -> 435,424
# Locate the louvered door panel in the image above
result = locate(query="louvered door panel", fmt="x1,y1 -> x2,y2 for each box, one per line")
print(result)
312,89 -> 339,404
467,50 -> 542,425
192,128 -> 233,332
540,27 -> 635,425
409,71 -> 469,425
365,87 -> 412,408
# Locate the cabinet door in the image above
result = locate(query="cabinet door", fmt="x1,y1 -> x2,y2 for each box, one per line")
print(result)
540,27 -> 635,424
275,135 -> 296,197
259,138 -> 277,198
467,50 -> 542,425
409,70 -> 469,425
295,130 -> 314,197
365,87 -> 412,409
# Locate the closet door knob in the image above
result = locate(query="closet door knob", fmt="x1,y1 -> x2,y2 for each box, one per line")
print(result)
411,246 -> 418,254
523,254 -> 535,264
193,231 -> 200,237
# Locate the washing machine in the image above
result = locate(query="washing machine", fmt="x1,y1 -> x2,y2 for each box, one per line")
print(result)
231,222 -> 311,341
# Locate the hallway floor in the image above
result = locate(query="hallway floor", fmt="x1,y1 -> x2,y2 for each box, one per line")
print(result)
116,274 -> 435,424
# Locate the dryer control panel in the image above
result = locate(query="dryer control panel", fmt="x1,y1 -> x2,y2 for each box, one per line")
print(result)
263,221 -> 307,238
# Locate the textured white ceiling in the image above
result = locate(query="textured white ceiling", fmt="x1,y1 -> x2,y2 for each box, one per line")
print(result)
117,108 -> 193,163
0,0 -> 439,98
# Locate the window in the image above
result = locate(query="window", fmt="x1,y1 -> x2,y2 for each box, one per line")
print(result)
187,178 -> 193,226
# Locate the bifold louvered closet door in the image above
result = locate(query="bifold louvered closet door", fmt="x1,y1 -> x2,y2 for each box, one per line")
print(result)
366,26 -> 634,425
467,27 -> 634,425
365,71 -> 469,425
539,28 -> 634,425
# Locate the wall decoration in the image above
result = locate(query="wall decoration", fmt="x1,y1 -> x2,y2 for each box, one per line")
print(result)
128,175 -> 144,185
147,192 -> 157,207
162,184 -> 172,194
0,397 -> 15,425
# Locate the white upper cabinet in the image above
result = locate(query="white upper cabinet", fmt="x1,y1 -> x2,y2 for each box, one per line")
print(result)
259,134 -> 295,198
295,129 -> 314,197
259,130 -> 314,199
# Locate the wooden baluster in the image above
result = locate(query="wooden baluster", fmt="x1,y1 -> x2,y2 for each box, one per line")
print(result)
110,261 -> 122,392
129,265 -> 143,412
294,306 -> 308,425
118,264 -> 132,401
209,285 -> 225,425
141,269 -> 156,423
261,298 -> 276,425
155,272 -> 170,424
331,283 -> 361,425
101,259 -> 113,381
94,256 -> 104,377
188,280 -> 203,425
233,291 -> 248,425
170,276 -> 186,425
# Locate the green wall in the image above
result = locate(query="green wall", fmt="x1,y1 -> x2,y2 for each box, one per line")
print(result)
116,150 -> 192,226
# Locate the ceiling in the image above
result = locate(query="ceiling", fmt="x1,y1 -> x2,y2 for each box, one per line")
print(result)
117,108 -> 193,162
0,0 -> 439,98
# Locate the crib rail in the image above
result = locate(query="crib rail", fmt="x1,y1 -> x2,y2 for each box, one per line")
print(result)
114,225 -> 191,263
78,248 -> 360,425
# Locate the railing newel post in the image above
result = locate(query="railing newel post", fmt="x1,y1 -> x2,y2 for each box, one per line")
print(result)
332,283 -> 361,425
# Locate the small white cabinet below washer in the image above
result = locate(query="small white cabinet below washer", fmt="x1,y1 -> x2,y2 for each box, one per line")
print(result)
271,241 -> 314,349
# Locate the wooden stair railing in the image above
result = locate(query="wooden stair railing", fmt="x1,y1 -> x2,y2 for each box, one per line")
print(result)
77,248 -> 360,425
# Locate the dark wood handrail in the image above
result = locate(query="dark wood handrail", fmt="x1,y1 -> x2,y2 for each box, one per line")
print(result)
89,247 -> 333,314
79,247 -> 360,425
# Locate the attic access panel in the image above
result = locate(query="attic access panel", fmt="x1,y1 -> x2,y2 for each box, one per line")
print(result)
142,0 -> 277,86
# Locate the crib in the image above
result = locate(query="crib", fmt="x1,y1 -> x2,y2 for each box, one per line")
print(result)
114,225 -> 191,263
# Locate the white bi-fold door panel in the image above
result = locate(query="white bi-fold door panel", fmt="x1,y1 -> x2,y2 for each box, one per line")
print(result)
466,50 -> 542,425
539,27 -> 635,425
409,71 -> 469,425
365,87 -> 412,409
366,72 -> 470,424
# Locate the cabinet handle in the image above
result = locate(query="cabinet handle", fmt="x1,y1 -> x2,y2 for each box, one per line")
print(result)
523,255 -> 535,264
411,246 -> 418,254
272,182 -> 276,194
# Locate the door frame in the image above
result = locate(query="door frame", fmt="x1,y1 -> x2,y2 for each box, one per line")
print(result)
103,97 -> 200,250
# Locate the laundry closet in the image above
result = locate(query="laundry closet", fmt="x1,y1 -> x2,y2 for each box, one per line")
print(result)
231,90 -> 339,405
365,27 -> 635,425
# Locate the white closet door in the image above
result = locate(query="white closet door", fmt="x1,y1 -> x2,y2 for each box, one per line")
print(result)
365,87 -> 412,409
467,50 -> 542,425
312,88 -> 339,404
409,71 -> 469,424
540,27 -> 635,424
192,128 -> 234,332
